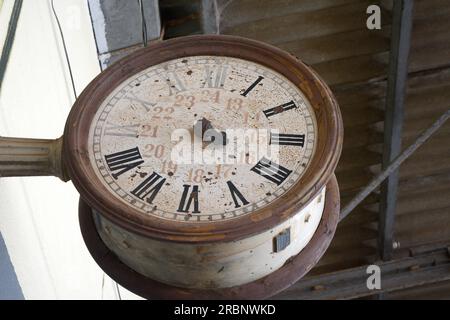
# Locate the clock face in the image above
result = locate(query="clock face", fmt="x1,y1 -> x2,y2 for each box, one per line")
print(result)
88,56 -> 317,223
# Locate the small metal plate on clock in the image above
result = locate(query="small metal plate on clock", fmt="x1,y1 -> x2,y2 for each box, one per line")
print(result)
273,228 -> 291,253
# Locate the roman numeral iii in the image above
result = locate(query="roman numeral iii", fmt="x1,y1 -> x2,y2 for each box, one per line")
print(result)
227,181 -> 250,208
131,172 -> 166,204
263,100 -> 297,118
251,157 -> 292,186
177,185 -> 200,213
270,133 -> 305,147
104,147 -> 144,179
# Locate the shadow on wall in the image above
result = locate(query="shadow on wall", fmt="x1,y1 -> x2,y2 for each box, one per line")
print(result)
0,233 -> 24,299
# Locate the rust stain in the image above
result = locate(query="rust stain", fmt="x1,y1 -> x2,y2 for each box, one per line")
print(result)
251,210 -> 272,222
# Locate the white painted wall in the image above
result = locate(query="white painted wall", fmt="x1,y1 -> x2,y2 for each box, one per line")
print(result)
0,0 -> 141,299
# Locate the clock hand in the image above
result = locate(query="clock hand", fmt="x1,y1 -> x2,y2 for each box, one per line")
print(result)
194,117 -> 212,138
193,118 -> 227,146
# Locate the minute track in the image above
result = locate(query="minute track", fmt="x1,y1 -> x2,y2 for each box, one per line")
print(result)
90,55 -> 317,222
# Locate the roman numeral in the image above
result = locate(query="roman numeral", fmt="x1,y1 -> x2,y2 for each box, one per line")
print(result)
263,100 -> 297,118
162,71 -> 186,95
251,157 -> 292,186
124,92 -> 156,111
131,172 -> 166,204
177,185 -> 200,213
203,65 -> 228,88
104,123 -> 140,137
227,181 -> 250,208
270,133 -> 305,147
104,147 -> 144,179
241,76 -> 264,97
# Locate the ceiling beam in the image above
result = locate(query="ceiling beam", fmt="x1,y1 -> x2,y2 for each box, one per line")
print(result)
275,242 -> 450,300
379,0 -> 414,260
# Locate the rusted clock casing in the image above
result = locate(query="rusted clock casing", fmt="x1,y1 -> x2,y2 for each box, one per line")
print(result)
59,35 -> 343,299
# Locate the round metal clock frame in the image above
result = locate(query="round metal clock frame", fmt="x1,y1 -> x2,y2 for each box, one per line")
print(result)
64,35 -> 343,244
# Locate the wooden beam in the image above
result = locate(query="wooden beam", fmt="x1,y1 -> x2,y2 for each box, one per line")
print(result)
275,242 -> 450,300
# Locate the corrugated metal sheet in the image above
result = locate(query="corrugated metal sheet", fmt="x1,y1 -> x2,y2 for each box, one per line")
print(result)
394,0 -> 450,254
219,0 -> 390,274
215,0 -> 450,297
386,280 -> 450,300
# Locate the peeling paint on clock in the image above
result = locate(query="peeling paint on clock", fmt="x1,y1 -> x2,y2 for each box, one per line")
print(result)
88,56 -> 317,223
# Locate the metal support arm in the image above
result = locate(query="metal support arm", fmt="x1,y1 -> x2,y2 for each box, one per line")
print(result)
0,136 -> 68,181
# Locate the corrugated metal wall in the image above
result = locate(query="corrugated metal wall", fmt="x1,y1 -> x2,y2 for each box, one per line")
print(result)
219,0 -> 390,274
214,0 -> 450,298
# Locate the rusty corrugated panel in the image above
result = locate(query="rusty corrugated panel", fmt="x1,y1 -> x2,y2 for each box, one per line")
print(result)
219,0 -> 450,296
220,0 -> 391,274
394,0 -> 450,253
386,280 -> 450,300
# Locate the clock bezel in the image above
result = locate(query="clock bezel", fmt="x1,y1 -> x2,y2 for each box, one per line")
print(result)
63,35 -> 343,243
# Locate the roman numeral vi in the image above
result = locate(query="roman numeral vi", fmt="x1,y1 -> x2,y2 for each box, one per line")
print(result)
177,185 -> 200,213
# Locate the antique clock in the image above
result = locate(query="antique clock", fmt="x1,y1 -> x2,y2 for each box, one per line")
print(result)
0,35 -> 342,299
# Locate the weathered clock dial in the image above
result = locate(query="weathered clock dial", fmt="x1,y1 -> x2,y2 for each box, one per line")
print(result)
89,56 -> 317,223
54,35 -> 343,299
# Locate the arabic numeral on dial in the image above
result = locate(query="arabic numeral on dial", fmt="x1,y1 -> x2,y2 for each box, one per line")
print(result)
243,111 -> 263,126
187,168 -> 205,183
141,125 -> 159,137
226,98 -> 243,112
174,94 -> 195,108
200,90 -> 220,103
143,144 -> 165,158
161,160 -> 178,176
152,106 -> 174,120
215,165 -> 232,179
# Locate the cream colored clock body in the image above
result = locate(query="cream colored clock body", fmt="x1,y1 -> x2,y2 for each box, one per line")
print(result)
93,187 -> 325,289
87,55 -> 324,289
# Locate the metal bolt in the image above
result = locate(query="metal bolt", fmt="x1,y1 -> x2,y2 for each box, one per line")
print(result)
312,285 -> 326,291
392,241 -> 401,249
409,265 -> 420,271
